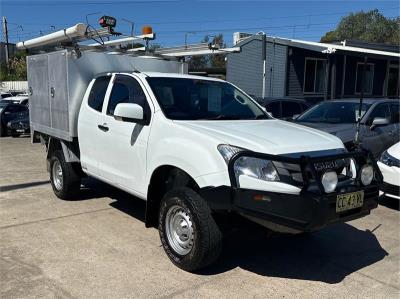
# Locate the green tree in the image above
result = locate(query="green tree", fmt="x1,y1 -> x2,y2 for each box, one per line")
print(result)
189,34 -> 227,69
0,51 -> 27,81
320,9 -> 400,45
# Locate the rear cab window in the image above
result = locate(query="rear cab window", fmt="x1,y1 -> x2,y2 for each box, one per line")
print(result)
88,76 -> 111,112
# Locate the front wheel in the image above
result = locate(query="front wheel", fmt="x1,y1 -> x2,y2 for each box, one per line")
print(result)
49,150 -> 81,200
159,187 -> 222,272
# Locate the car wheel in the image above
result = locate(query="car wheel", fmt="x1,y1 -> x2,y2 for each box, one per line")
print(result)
49,150 -> 81,200
159,187 -> 222,272
11,132 -> 21,138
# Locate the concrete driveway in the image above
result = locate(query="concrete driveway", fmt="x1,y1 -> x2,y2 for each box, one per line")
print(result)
1,137 -> 399,298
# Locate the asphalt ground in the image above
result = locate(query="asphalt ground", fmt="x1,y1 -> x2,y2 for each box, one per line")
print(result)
1,137 -> 399,299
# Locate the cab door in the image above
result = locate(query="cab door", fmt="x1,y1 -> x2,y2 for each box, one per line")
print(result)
99,74 -> 153,196
361,103 -> 397,157
78,75 -> 112,176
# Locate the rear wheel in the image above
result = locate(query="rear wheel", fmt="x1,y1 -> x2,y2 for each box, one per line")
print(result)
159,187 -> 222,272
49,150 -> 81,200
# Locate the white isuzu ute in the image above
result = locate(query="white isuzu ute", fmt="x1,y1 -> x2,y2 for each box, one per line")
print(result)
26,49 -> 382,272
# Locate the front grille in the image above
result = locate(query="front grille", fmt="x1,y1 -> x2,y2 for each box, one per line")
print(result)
381,183 -> 400,196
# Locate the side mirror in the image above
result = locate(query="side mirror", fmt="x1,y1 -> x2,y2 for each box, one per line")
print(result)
292,114 -> 300,120
370,117 -> 389,130
114,103 -> 143,122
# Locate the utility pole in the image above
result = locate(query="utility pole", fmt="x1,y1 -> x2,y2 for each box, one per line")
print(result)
261,33 -> 266,98
2,16 -> 10,69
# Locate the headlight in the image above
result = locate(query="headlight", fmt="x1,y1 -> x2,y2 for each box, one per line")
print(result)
380,150 -> 400,167
234,156 -> 280,183
321,171 -> 338,193
217,145 -> 280,185
217,144 -> 244,164
360,165 -> 374,186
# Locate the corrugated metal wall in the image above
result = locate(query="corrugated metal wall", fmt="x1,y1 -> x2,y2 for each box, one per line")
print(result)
265,42 -> 287,97
227,38 -> 287,98
227,39 -> 263,97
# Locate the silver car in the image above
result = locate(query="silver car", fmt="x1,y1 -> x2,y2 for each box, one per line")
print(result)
295,98 -> 400,158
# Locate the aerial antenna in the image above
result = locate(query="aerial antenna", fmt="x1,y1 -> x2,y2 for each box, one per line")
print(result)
355,56 -> 368,149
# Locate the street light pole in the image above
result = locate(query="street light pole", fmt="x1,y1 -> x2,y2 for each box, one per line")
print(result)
2,16 -> 10,69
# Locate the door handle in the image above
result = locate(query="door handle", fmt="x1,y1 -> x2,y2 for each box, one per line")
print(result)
98,124 -> 109,132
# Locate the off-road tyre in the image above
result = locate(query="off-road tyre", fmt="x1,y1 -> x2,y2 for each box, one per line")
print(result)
159,187 -> 222,272
49,150 -> 81,200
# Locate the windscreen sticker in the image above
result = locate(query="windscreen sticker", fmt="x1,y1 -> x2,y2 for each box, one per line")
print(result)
207,86 -> 222,112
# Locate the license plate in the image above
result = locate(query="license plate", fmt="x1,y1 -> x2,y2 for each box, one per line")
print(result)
16,129 -> 24,133
336,191 -> 364,213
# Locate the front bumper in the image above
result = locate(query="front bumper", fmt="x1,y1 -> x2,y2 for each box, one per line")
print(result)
201,185 -> 378,233
200,149 -> 381,233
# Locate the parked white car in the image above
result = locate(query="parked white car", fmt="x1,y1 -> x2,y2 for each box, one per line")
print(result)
378,142 -> 400,200
0,92 -> 13,99
1,94 -> 29,106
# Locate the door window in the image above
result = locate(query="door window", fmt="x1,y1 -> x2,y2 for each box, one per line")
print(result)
88,76 -> 111,112
391,103 -> 399,123
367,104 -> 391,125
282,101 -> 302,118
107,75 -> 149,119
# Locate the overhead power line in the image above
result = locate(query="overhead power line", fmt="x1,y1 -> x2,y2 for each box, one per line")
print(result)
136,7 -> 399,25
2,0 -> 178,6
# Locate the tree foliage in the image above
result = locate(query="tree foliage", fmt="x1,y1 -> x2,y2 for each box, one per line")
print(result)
320,9 -> 400,45
189,33 -> 226,69
0,51 -> 27,81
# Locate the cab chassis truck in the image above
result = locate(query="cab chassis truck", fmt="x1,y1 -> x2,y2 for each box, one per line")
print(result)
23,34 -> 382,272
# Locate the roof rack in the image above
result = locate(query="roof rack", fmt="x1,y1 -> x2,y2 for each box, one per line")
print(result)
16,22 -> 240,58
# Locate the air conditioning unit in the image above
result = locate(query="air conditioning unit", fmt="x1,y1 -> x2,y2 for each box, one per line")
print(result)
233,32 -> 253,45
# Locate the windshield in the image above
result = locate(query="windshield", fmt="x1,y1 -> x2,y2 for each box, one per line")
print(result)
146,77 -> 268,120
297,101 -> 372,124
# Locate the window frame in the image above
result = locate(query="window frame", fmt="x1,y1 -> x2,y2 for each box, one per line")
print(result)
105,74 -> 152,125
303,57 -> 327,95
354,62 -> 375,95
366,103 -> 391,126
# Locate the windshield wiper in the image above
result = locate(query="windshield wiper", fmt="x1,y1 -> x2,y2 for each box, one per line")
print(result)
254,114 -> 269,119
204,115 -> 242,120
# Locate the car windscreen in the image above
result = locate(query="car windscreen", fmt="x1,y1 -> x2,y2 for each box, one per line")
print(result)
297,101 -> 372,124
146,77 -> 268,120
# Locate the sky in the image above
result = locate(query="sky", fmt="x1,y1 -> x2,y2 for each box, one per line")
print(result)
1,0 -> 399,47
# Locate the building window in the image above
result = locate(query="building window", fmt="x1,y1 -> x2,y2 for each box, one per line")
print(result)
303,58 -> 327,94
355,62 -> 374,94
